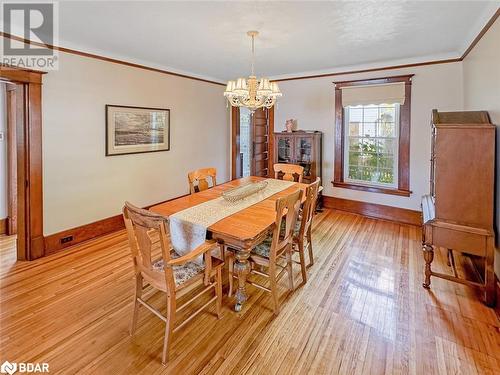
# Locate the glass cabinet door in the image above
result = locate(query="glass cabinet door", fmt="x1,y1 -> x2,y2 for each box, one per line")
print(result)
296,136 -> 313,179
277,137 -> 293,163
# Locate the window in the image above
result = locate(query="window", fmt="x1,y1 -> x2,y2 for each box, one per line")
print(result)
239,108 -> 251,177
344,103 -> 399,187
333,75 -> 412,196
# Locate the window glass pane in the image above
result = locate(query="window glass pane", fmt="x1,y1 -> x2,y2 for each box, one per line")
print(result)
378,106 -> 396,137
348,107 -> 363,122
349,137 -> 361,152
378,156 -> 394,170
363,122 -> 376,137
380,106 -> 396,122
378,169 -> 394,184
378,122 -> 395,137
349,122 -> 362,136
359,138 -> 376,155
378,138 -> 395,155
363,106 -> 379,123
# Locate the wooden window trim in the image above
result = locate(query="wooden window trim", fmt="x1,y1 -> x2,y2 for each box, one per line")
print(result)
333,75 -> 413,197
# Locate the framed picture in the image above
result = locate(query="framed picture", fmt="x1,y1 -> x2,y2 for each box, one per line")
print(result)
105,105 -> 170,156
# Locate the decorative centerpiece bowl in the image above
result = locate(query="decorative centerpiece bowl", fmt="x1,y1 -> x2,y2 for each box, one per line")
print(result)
222,180 -> 268,203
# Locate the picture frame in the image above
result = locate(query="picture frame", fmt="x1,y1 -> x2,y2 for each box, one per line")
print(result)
105,104 -> 170,156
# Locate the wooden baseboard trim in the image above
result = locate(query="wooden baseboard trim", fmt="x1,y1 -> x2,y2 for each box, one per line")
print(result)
0,218 -> 6,235
323,196 -> 421,226
43,194 -> 189,255
44,214 -> 124,255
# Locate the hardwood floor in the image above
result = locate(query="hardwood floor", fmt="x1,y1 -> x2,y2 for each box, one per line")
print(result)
0,210 -> 498,374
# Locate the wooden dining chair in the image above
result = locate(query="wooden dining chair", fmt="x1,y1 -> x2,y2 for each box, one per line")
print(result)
293,177 -> 321,283
123,202 -> 223,365
227,189 -> 303,315
273,163 -> 304,183
188,168 -> 217,194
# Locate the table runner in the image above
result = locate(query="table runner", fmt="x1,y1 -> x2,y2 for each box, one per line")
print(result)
170,178 -> 295,264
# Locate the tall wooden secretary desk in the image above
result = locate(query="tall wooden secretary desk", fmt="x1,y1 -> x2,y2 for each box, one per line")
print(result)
421,110 -> 496,306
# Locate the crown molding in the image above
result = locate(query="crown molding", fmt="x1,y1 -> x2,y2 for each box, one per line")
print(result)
270,57 -> 461,83
461,6 -> 500,60
0,31 -> 226,86
270,7 -> 499,83
1,6 -> 498,85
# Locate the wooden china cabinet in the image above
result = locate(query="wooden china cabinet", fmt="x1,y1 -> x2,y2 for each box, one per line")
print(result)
274,131 -> 322,184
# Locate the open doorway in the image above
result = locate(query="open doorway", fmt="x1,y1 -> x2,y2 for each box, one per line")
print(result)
0,68 -> 45,261
0,82 -> 19,255
231,107 -> 274,179
0,82 -> 18,265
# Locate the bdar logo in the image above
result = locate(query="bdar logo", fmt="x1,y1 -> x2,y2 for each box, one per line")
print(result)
0,361 -> 17,375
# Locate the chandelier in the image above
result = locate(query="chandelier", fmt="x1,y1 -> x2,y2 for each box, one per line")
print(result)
224,31 -> 282,112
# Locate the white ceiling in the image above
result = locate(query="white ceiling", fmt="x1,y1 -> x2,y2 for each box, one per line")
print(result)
10,1 -> 500,82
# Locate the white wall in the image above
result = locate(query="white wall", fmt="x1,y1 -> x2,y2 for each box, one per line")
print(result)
43,52 -> 229,235
0,83 -> 6,219
274,62 -> 464,210
462,17 -> 500,275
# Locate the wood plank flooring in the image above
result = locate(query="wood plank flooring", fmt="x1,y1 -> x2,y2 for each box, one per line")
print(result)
0,209 -> 499,374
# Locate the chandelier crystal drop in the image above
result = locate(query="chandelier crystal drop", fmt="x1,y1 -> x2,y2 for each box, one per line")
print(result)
224,31 -> 282,112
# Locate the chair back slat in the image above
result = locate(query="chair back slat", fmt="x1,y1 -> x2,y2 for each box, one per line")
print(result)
269,189 -> 303,261
273,163 -> 304,183
188,168 -> 217,194
298,178 -> 321,237
123,202 -> 175,292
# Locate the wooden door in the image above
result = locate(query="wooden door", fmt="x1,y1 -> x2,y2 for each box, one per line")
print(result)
231,107 -> 274,179
251,108 -> 273,177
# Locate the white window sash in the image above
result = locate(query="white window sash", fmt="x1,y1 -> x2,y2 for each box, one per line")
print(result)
343,104 -> 400,188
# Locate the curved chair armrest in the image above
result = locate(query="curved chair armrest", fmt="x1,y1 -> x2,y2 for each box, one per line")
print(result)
166,240 -> 217,266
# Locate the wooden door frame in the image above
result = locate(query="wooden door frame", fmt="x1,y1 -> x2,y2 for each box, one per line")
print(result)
6,83 -> 17,235
1,66 -> 45,261
231,107 -> 274,179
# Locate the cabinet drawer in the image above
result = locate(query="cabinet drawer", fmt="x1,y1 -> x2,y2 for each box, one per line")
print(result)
433,227 -> 486,257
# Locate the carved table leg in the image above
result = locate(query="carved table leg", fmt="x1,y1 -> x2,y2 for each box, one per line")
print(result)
422,244 -> 434,289
233,247 -> 251,312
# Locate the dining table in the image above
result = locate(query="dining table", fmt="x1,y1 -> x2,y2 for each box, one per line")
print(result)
149,176 -> 308,312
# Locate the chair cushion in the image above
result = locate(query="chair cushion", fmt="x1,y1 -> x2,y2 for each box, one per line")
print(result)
252,236 -> 273,258
279,219 -> 301,237
152,252 -> 205,287
253,220 -> 301,258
